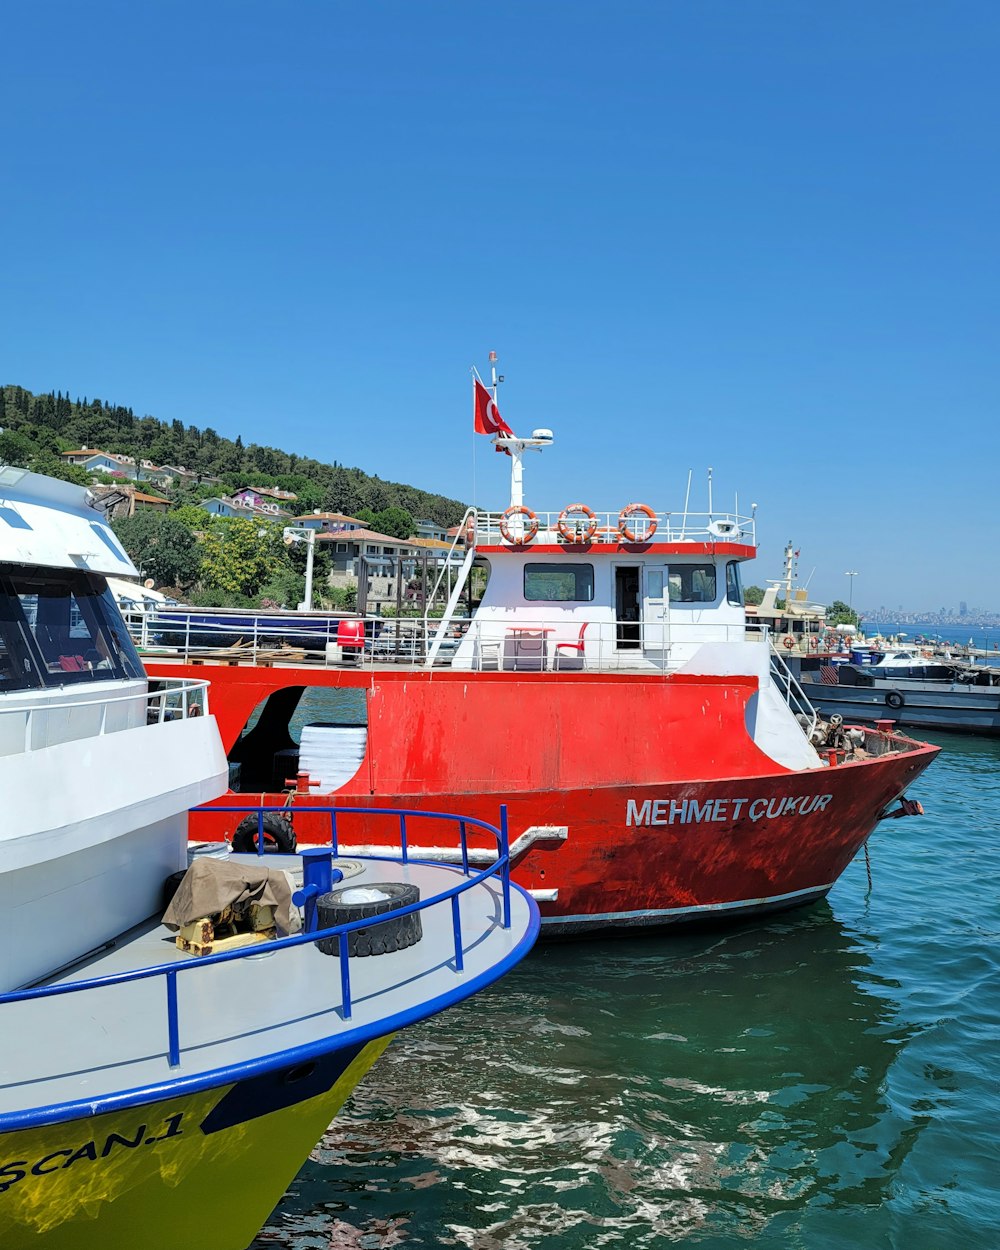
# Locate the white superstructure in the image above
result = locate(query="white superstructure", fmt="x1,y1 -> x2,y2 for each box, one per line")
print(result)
0,467 -> 227,992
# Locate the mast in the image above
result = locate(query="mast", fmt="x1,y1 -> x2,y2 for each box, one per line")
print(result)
487,352 -> 554,510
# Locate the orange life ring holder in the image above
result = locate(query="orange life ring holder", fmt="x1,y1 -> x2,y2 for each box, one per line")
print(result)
782,635 -> 796,650
499,505 -> 539,546
557,503 -> 598,543
618,502 -> 658,543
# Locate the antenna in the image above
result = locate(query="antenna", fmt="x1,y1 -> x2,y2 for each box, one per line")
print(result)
707,467 -> 713,517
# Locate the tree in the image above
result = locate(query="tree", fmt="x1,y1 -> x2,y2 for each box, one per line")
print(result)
112,511 -> 201,587
0,429 -> 39,467
743,585 -> 765,606
170,503 -> 214,531
826,600 -> 859,627
199,517 -> 280,599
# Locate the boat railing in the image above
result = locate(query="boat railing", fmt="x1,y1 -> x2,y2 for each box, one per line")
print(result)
769,646 -> 819,739
138,614 -> 775,673
469,508 -> 756,546
0,803 -> 515,1072
0,676 -> 212,754
127,607 -> 347,655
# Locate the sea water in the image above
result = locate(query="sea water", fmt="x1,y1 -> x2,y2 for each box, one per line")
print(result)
251,730 -> 999,1250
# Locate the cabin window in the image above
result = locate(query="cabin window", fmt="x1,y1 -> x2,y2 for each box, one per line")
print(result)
0,568 -> 144,687
668,564 -> 717,603
524,563 -> 595,602
726,561 -> 743,606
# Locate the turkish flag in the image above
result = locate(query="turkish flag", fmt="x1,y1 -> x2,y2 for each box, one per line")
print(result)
473,379 -> 514,439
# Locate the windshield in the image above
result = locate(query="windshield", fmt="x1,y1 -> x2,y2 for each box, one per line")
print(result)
0,566 -> 144,691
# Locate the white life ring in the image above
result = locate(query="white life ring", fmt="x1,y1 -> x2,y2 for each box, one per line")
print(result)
499,505 -> 538,546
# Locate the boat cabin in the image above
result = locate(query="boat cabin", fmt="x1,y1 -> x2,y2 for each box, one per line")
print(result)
434,507 -> 756,672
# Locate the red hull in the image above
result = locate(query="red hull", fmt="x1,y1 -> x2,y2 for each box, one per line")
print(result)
150,662 -> 939,932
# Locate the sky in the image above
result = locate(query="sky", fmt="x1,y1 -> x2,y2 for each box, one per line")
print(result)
2,2 -> 998,613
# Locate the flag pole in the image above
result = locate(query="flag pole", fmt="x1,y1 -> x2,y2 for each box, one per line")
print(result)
470,369 -> 478,507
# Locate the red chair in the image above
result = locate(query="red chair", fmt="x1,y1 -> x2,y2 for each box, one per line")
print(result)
553,622 -> 589,670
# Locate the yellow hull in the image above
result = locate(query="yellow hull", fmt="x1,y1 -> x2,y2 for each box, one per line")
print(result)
0,1036 -> 391,1250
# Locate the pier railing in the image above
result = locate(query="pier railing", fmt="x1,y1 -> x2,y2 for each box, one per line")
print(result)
0,804 -> 515,1089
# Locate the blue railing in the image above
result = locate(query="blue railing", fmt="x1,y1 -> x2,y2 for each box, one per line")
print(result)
0,804 -> 512,1070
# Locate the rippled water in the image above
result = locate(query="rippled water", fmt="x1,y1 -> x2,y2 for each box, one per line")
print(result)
252,731 -> 1000,1249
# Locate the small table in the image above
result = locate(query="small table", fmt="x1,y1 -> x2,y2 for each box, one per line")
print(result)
505,626 -> 554,671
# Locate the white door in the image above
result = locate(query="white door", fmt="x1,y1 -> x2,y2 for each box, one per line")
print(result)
642,565 -> 669,653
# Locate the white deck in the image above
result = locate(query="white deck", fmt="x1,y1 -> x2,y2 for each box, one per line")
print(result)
0,855 -> 535,1119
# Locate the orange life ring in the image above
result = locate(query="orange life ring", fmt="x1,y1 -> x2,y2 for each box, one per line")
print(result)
499,505 -> 538,546
557,503 -> 598,543
809,637 -> 819,651
618,502 -> 658,543
782,635 -> 796,650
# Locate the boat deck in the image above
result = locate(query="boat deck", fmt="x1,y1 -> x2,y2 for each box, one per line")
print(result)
0,855 -> 536,1123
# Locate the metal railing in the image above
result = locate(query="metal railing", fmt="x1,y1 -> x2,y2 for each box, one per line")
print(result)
0,677 -> 211,754
0,804 -> 514,1071
768,648 -> 818,739
137,614 -> 761,673
469,507 -> 756,547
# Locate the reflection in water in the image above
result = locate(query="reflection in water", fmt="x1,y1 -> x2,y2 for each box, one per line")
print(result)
250,728 -> 1000,1250
253,910 -> 918,1249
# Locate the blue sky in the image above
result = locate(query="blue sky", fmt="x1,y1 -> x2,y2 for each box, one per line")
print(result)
3,2 -> 998,612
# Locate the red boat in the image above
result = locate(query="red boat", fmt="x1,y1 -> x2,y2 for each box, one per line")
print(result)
145,373 -> 938,934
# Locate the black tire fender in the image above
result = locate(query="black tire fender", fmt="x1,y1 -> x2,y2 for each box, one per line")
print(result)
232,813 -> 297,854
315,882 -> 422,957
885,691 -> 904,710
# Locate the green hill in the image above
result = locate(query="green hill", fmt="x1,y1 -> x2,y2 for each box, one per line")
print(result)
0,384 -> 467,525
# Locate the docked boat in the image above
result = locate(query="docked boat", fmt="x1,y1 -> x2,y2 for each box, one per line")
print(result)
797,648 -> 1000,735
0,467 -> 539,1249
143,369 -> 940,934
745,541 -> 847,659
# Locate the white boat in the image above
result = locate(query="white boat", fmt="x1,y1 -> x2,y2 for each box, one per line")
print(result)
0,467 -> 539,1249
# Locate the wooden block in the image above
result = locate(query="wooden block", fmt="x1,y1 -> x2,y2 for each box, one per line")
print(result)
177,928 -> 276,957
176,917 -> 214,949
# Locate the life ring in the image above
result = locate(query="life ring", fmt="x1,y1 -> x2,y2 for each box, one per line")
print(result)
809,637 -> 819,651
885,691 -> 904,710
557,503 -> 598,543
618,502 -> 658,543
232,812 -> 297,854
499,505 -> 538,545
782,635 -> 796,650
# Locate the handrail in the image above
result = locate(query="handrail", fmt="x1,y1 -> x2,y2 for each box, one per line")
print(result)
423,506 -> 477,664
0,677 -> 211,748
0,803 -> 513,1067
769,644 -> 819,739
472,507 -> 756,546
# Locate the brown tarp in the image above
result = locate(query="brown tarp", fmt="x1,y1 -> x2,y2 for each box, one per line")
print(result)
162,857 -> 296,934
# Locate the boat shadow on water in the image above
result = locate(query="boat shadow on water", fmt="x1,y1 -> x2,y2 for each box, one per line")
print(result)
253,905 -> 933,1249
